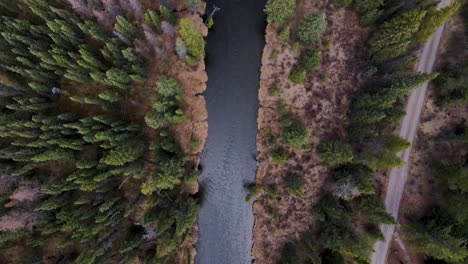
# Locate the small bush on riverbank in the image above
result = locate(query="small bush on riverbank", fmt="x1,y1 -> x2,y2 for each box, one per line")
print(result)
284,175 -> 305,198
300,50 -> 322,71
281,118 -> 309,150
289,68 -> 307,84
245,184 -> 262,202
264,0 -> 298,26
272,148 -> 289,164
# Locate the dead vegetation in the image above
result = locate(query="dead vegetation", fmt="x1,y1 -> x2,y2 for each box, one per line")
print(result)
253,1 -> 369,262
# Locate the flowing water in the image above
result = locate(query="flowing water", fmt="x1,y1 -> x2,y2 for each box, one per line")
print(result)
195,0 -> 266,263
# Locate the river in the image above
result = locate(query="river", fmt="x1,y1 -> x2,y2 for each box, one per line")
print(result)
195,0 -> 266,263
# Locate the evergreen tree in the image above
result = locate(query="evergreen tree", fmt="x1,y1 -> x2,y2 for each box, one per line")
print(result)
415,3 -> 461,43
369,9 -> 427,62
179,18 -> 205,63
264,0 -> 298,26
318,141 -> 354,166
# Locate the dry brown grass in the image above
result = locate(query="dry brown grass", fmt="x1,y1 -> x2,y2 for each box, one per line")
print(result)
252,1 -> 369,262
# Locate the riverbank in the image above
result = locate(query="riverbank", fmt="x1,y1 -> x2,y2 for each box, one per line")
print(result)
252,1 -> 368,262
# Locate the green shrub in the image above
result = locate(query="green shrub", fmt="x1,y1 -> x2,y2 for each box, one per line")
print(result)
296,13 -> 327,44
284,175 -> 305,198
280,243 -> 299,264
264,0 -> 297,26
300,50 -> 322,71
266,185 -> 279,200
155,76 -> 184,96
277,99 -> 287,115
282,119 -> 309,149
272,148 -> 288,164
245,184 -> 261,202
278,27 -> 290,43
268,83 -> 281,96
331,0 -> 352,6
179,18 -> 205,61
189,138 -> 200,149
266,207 -> 278,218
263,129 -> 277,147
318,141 -> 354,166
289,68 -> 307,84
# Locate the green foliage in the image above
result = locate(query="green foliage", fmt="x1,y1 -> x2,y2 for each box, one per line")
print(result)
357,195 -> 396,225
272,148 -> 289,164
299,50 -> 322,71
278,27 -> 290,43
144,10 -> 162,33
369,9 -> 427,62
359,144 -> 405,170
245,184 -> 261,202
276,99 -> 287,115
281,118 -> 309,149
0,1 -> 198,262
331,0 -> 352,7
155,76 -> 184,96
329,164 -> 375,196
264,0 -> 297,26
114,16 -> 138,41
415,3 -> 461,43
433,68 -> 467,108
284,175 -> 305,198
266,185 -> 279,200
296,13 -> 327,44
352,0 -> 384,26
160,5 -> 177,25
302,237 -> 322,264
100,142 -> 144,166
145,76 -> 186,129
280,243 -> 300,264
404,215 -> 468,263
289,68 -> 306,84
318,141 -> 354,166
207,18 -> 214,29
268,81 -> 281,96
179,18 -> 205,63
435,162 -> 468,194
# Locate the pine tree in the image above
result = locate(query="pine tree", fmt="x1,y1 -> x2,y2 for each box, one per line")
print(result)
415,2 -> 461,43
114,16 -> 137,43
318,141 -> 354,166
144,10 -> 162,33
369,9 -> 427,62
100,142 -> 144,166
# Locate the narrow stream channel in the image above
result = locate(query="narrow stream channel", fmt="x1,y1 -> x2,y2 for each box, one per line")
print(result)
195,0 -> 266,263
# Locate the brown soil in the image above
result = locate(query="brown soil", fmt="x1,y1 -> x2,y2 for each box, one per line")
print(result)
389,14 -> 467,264
252,2 -> 368,263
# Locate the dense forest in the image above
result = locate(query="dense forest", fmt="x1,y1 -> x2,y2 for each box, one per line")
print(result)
0,0 -> 206,263
402,3 -> 467,262
263,0 -> 461,262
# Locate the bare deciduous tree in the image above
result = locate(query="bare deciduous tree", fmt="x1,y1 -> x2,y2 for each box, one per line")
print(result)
0,211 -> 36,232
10,187 -> 41,203
66,0 -> 93,17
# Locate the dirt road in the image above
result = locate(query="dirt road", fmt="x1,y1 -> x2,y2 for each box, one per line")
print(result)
195,1 -> 266,263
371,1 -> 454,263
